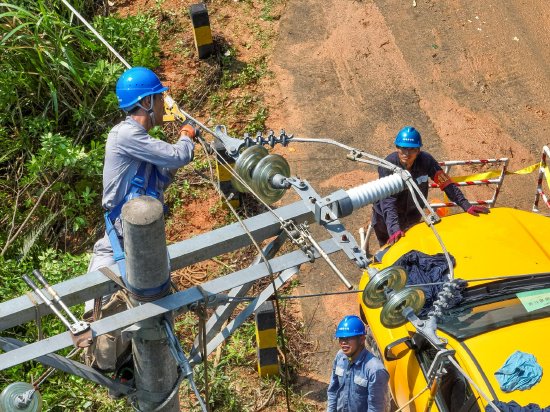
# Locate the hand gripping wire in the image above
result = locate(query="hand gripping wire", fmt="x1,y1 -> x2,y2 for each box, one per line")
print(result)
162,319 -> 208,412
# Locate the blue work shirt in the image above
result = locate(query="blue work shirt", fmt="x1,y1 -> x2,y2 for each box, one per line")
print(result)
327,348 -> 389,412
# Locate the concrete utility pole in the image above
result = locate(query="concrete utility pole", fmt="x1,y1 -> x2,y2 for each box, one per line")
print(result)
122,196 -> 179,412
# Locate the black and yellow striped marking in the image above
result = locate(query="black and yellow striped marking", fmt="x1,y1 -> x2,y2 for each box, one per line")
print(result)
213,141 -> 240,208
189,3 -> 214,59
255,301 -> 279,377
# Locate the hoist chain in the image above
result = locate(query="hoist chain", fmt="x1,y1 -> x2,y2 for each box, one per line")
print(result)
281,220 -> 316,262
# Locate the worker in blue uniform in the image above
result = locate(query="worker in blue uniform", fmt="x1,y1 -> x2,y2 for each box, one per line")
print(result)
372,126 -> 489,246
327,315 -> 389,412
86,67 -> 196,310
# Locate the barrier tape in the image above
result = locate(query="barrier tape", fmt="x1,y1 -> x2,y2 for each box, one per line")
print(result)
431,161 -> 550,211
451,162 -> 549,186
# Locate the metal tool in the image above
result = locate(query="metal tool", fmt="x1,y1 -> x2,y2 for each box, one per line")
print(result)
22,271 -> 90,347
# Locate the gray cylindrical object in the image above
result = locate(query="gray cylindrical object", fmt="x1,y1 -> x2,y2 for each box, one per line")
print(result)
122,196 -> 179,412
346,173 -> 404,211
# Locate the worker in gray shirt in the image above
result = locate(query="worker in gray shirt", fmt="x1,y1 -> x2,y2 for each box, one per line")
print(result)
87,67 -> 195,307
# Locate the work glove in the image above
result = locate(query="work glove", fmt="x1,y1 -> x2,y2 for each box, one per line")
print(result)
180,124 -> 201,141
387,230 -> 405,245
467,205 -> 490,216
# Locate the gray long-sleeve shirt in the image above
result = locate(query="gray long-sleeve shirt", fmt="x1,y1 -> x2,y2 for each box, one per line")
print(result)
102,116 -> 194,211
87,117 -> 194,277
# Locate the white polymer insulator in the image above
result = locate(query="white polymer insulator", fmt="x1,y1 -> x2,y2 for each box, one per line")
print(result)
346,174 -> 405,211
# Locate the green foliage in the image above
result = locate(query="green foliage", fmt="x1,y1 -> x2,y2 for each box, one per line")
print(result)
220,52 -> 268,90
0,1 -> 162,258
0,248 -> 88,311
0,3 -> 161,406
92,13 -> 161,68
259,0 -> 280,21
244,106 -> 268,134
183,321 -> 256,411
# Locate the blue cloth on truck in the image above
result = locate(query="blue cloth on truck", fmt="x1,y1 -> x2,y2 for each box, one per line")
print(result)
392,250 -> 457,315
486,400 -> 550,412
495,351 -> 543,392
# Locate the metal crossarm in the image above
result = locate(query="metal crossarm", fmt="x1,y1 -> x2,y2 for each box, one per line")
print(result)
189,232 -> 286,358
0,337 -> 134,396
0,238 -> 340,371
0,199 -> 313,332
189,266 -> 299,365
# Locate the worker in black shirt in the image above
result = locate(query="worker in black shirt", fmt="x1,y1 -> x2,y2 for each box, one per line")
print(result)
372,126 -> 489,246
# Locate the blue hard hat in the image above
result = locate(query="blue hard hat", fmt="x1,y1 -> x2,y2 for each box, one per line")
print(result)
394,126 -> 422,148
335,315 -> 366,338
116,67 -> 168,111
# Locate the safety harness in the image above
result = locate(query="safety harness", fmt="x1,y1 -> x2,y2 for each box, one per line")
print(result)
104,161 -> 170,296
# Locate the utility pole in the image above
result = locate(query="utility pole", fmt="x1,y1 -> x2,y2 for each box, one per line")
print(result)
122,196 -> 179,411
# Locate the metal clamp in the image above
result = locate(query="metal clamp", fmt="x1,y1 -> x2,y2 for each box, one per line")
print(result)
403,307 -> 447,348
243,129 -> 293,148
425,348 -> 456,384
213,125 -> 246,158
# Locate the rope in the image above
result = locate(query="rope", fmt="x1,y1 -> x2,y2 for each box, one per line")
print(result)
32,348 -> 81,389
195,158 -> 294,411
394,385 -> 430,411
196,287 -> 211,412
25,291 -> 43,341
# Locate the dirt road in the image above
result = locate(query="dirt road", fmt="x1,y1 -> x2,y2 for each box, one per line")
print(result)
266,0 -> 550,405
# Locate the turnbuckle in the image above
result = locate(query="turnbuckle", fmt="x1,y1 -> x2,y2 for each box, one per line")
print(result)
23,270 -> 91,348
289,222 -> 353,290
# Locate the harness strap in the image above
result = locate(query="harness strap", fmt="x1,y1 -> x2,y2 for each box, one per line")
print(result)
105,211 -> 127,281
104,161 -> 170,289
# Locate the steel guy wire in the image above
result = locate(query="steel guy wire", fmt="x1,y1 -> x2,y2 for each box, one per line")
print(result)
447,356 -> 499,411
290,137 -> 397,171
193,143 -> 293,411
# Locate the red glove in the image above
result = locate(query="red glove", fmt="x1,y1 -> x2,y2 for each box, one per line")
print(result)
180,124 -> 199,140
387,230 -> 405,245
467,205 -> 490,216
